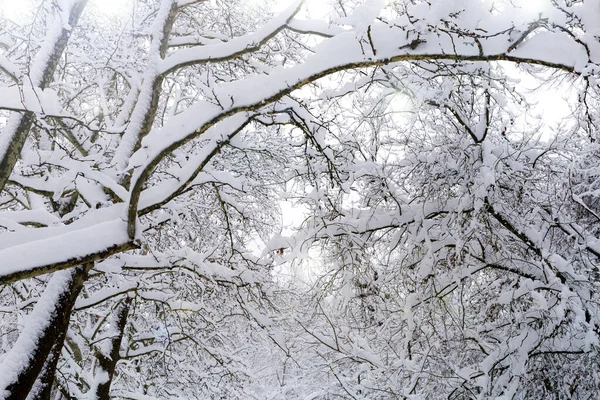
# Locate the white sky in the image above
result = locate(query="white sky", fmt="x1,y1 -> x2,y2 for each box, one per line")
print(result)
272,0 -> 333,17
0,0 -> 330,25
0,0 -> 134,21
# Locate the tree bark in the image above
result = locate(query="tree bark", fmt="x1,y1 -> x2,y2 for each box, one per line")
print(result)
112,0 -> 179,188
94,297 -> 132,400
27,331 -> 70,400
0,0 -> 88,193
0,264 -> 92,399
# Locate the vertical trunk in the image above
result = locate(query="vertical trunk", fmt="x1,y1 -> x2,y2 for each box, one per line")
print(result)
0,264 -> 92,400
111,0 -> 179,181
0,0 -> 88,193
93,297 -> 132,400
27,331 -> 70,400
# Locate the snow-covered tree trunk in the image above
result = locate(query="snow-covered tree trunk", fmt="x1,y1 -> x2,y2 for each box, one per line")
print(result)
111,0 -> 178,186
92,297 -> 132,400
28,329 -> 75,400
0,0 -> 88,193
0,264 -> 91,399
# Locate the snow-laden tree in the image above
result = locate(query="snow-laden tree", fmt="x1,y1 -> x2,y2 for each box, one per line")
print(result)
0,0 -> 600,398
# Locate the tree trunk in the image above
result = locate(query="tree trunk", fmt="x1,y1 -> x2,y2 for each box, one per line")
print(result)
0,0 -> 88,193
27,324 -> 73,400
0,264 -> 92,399
94,297 -> 132,400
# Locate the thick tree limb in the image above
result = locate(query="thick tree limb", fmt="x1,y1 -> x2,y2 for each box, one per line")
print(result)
0,0 -> 88,194
0,264 -> 92,399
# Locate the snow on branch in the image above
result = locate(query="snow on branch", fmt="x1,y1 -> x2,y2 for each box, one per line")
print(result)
0,219 -> 134,285
126,23 -> 589,238
159,0 -> 304,75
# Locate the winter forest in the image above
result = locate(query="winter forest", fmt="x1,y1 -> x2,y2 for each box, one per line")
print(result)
0,0 -> 600,398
